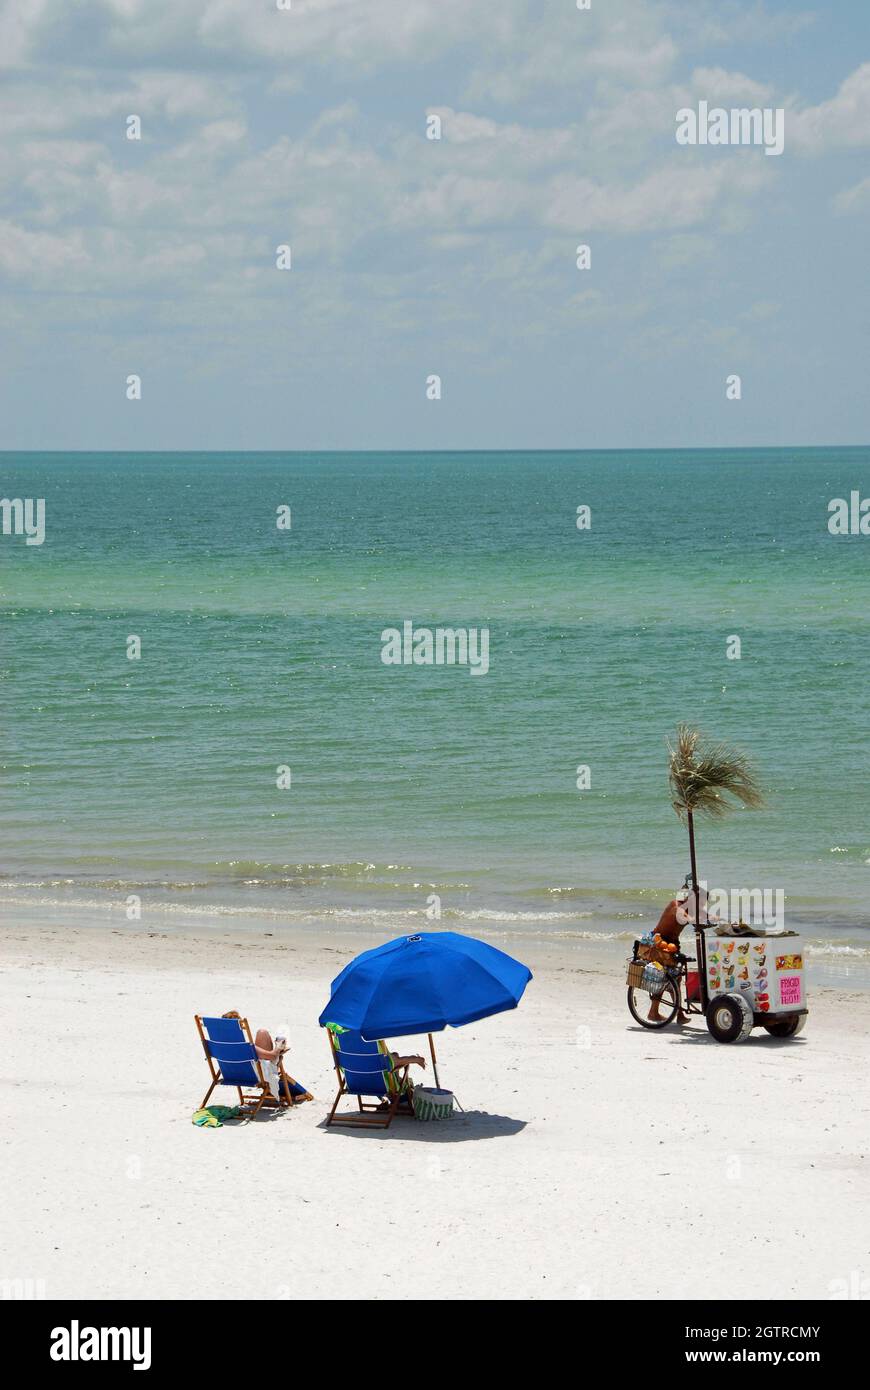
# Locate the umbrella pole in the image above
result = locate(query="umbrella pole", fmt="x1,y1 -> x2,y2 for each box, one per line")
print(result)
428,1033 -> 441,1089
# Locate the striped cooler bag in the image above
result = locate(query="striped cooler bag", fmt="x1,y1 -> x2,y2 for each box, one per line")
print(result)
413,1086 -> 454,1120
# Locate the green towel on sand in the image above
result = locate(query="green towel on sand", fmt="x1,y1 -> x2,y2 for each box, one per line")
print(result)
192,1105 -> 242,1127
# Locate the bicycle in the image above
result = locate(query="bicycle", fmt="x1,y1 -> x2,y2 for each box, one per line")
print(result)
626,948 -> 703,1030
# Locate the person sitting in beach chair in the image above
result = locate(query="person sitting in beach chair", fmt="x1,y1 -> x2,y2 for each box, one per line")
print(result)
324,1023 -> 425,1128
220,1012 -> 312,1104
195,1013 -> 278,1119
195,1011 -> 312,1114
252,1021 -> 314,1105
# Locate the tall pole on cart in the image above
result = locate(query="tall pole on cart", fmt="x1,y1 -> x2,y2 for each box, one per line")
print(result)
667,725 -> 764,1000
687,807 -> 701,928
687,805 -> 706,1004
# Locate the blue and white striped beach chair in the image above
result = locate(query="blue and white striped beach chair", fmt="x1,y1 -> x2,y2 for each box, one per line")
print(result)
324,1025 -> 414,1128
195,1014 -> 292,1118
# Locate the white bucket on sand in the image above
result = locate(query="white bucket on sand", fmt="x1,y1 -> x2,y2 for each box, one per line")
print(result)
413,1086 -> 454,1121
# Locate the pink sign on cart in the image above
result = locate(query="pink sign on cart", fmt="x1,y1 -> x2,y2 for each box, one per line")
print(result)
780,975 -> 802,1006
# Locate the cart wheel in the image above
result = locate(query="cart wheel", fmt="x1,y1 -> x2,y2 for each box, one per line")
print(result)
706,992 -> 754,1043
762,1014 -> 806,1038
627,981 -> 679,1030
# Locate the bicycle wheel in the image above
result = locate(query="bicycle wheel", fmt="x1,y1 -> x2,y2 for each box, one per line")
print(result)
627,980 -> 679,1029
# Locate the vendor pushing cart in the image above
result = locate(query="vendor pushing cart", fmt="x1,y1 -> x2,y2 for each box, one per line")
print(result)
625,727 -> 809,1044
627,875 -> 808,1041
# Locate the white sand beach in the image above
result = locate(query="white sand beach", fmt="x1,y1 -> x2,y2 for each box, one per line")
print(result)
2,924 -> 869,1302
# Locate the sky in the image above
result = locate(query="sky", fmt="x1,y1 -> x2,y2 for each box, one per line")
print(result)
1,0 -> 869,451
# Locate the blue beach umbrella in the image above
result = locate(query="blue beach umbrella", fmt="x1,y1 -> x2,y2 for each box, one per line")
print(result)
318,931 -> 533,1087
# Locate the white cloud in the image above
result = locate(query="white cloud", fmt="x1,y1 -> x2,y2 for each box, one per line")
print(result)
834,175 -> 870,215
0,70 -> 239,136
667,0 -> 816,47
0,217 -> 94,277
468,2 -> 678,103
689,67 -> 774,104
426,107 -> 577,168
0,0 -> 52,69
0,0 -> 504,71
0,72 -> 786,303
790,62 -> 870,153
0,0 -> 678,104
543,158 -> 769,233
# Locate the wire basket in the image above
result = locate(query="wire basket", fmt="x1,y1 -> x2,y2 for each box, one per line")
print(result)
627,959 -> 669,995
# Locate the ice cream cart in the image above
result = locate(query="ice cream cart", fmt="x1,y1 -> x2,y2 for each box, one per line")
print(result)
627,925 -> 809,1041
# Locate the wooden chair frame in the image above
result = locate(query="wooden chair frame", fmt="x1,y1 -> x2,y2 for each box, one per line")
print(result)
325,1030 -> 414,1129
195,1014 -> 305,1119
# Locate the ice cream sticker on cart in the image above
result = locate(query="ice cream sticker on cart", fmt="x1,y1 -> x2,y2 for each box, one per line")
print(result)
776,954 -> 803,971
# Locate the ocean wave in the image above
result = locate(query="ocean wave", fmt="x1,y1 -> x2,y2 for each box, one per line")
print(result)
0,893 -> 595,925
0,865 -> 473,894
2,887 -> 868,954
458,909 -> 593,922
804,940 -> 870,959
220,859 -> 400,877
0,878 -> 214,892
0,893 -> 418,922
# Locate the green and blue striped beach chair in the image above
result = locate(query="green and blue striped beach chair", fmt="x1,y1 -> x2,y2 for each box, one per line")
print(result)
324,1024 -> 415,1128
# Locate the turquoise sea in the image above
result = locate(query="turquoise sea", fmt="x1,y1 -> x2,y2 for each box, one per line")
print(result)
2,450 -> 869,982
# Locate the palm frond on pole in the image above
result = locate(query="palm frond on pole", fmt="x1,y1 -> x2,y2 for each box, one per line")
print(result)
667,724 -> 764,926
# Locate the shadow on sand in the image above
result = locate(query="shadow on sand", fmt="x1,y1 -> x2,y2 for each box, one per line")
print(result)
212,1101 -> 315,1127
318,1109 -> 527,1141
625,1022 -> 808,1049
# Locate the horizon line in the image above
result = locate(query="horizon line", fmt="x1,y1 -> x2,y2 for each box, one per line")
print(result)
1,443 -> 868,457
